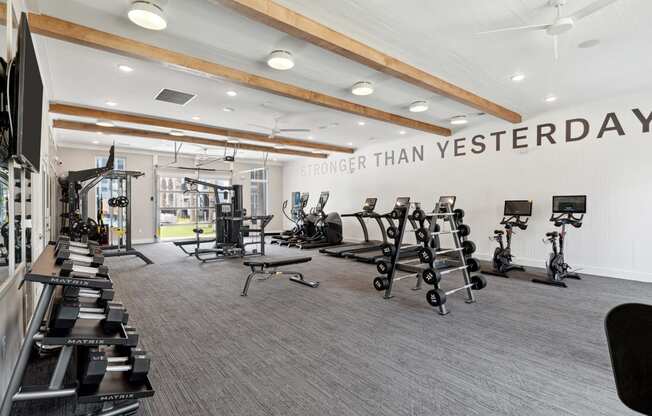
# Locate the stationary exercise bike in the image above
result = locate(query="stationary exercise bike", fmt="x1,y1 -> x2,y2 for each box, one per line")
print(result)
483,200 -> 532,277
533,195 -> 586,288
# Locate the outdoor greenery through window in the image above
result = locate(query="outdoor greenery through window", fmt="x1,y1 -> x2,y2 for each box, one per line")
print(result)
250,168 -> 267,217
158,176 -> 230,240
95,156 -> 125,227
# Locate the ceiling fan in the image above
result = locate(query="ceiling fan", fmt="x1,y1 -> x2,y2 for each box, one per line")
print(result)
249,116 -> 310,139
478,0 -> 620,61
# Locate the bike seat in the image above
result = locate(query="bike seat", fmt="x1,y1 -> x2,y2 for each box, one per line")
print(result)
493,230 -> 504,235
546,231 -> 559,238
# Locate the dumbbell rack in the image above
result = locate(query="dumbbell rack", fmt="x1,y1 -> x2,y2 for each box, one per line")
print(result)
0,242 -> 154,416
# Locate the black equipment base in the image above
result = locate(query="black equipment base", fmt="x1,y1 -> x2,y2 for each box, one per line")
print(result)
103,249 -> 153,265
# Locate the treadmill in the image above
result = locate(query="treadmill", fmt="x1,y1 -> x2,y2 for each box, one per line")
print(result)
320,197 -> 385,257
347,196 -> 421,264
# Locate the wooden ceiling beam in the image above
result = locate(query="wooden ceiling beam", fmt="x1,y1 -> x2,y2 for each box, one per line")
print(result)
49,102 -> 354,154
24,11 -> 451,136
52,119 -> 329,159
215,0 -> 522,124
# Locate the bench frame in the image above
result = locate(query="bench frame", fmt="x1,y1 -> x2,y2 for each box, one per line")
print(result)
241,260 -> 319,296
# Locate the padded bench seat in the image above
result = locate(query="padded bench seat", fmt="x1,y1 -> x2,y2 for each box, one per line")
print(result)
243,256 -> 312,268
241,256 -> 318,296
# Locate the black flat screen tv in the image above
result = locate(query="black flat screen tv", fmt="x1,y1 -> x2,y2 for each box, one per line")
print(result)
10,12 -> 43,173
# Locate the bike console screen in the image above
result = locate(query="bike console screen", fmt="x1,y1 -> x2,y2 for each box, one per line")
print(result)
504,200 -> 532,217
552,195 -> 587,214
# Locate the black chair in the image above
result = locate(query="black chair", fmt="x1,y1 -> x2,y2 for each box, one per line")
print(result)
605,303 -> 652,415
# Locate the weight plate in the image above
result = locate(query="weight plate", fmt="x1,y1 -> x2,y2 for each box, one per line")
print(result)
417,247 -> 434,264
376,261 -> 390,275
373,277 -> 389,291
387,226 -> 397,239
426,289 -> 447,307
412,209 -> 425,221
415,227 -> 430,243
421,268 -> 440,285
462,240 -> 477,255
466,258 -> 480,272
458,224 -> 471,237
454,208 -> 465,221
471,275 -> 487,290
381,244 -> 395,257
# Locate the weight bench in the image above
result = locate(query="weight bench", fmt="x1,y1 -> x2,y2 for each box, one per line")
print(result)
241,256 -> 319,296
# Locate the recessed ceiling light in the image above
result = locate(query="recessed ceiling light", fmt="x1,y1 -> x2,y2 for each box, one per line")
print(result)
578,39 -> 600,49
544,95 -> 558,103
409,101 -> 429,113
346,142 -> 353,146
399,130 -> 406,135
357,121 -> 366,126
267,50 -> 294,71
118,64 -> 134,73
450,115 -> 468,125
169,130 -> 185,136
273,144 -> 285,149
192,116 -> 201,121
106,101 -> 118,107
223,107 -> 235,112
351,81 -> 374,96
510,73 -> 526,82
92,140 -> 100,144
226,90 -> 237,97
96,120 -> 114,127
128,1 -> 167,31
227,139 -> 240,144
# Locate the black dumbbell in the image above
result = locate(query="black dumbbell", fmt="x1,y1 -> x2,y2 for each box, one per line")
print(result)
415,227 -> 430,243
50,300 -> 127,333
425,275 -> 486,307
453,208 -> 465,222
79,347 -> 151,386
56,249 -> 104,267
458,224 -> 471,238
421,258 -> 481,285
386,226 -> 397,239
60,260 -> 109,278
412,208 -> 426,221
373,277 -> 389,291
381,244 -> 395,257
376,260 -> 391,275
63,286 -> 115,302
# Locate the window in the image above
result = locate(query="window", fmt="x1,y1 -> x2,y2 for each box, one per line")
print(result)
95,157 -> 126,227
250,168 -> 267,217
157,175 -> 230,240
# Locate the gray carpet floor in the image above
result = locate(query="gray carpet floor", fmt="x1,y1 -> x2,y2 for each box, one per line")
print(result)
15,242 -> 652,415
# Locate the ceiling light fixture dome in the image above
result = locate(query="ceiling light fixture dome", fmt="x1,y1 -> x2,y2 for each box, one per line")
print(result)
267,50 -> 295,70
409,101 -> 429,113
351,81 -> 374,96
450,115 -> 468,125
128,1 -> 167,31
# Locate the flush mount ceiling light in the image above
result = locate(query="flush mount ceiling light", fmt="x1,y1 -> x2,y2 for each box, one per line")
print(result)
273,144 -> 285,149
311,150 -> 322,154
223,107 -> 235,112
267,50 -> 295,70
399,130 -> 406,135
169,130 -> 184,136
128,1 -> 167,31
118,64 -> 134,73
96,120 -> 114,128
409,101 -> 429,113
105,101 -> 118,107
92,140 -> 100,144
544,95 -> 558,103
191,116 -> 200,121
450,115 -> 468,125
346,142 -> 354,146
307,136 -> 314,140
357,121 -> 366,126
510,73 -> 526,82
227,139 -> 240,144
351,81 -> 374,96
226,90 -> 237,97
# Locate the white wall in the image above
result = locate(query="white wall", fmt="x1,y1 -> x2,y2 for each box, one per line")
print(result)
55,147 -> 285,243
283,92 -> 652,282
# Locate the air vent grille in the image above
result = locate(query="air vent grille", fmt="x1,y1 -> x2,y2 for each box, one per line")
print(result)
155,88 -> 196,105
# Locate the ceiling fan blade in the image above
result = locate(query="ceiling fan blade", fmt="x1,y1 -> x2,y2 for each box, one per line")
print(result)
553,35 -> 559,62
279,128 -> 311,133
571,0 -> 619,21
477,23 -> 550,35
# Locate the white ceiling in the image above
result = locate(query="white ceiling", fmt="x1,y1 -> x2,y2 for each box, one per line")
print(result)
29,0 -> 652,161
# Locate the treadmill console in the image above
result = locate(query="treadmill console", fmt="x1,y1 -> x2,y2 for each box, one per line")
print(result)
363,198 -> 377,212
394,197 -> 410,208
437,195 -> 456,213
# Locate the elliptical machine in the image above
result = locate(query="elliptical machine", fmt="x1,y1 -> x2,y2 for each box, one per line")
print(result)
484,200 -> 532,277
533,195 -> 586,288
